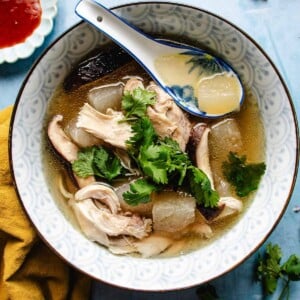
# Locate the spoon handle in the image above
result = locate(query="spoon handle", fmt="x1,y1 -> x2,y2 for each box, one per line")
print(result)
75,0 -> 159,71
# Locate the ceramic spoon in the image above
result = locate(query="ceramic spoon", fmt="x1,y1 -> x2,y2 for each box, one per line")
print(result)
75,0 -> 244,118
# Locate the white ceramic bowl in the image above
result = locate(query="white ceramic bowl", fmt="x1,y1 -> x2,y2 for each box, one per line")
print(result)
9,2 -> 298,291
0,0 -> 57,64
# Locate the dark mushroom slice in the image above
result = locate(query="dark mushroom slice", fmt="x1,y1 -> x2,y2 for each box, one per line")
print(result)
63,44 -> 132,91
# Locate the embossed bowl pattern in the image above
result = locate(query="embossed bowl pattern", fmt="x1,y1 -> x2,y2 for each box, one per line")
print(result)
9,2 -> 298,291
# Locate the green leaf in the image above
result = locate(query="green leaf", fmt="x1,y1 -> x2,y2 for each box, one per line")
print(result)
123,178 -> 158,206
122,87 -> 220,207
122,88 -> 156,118
281,254 -> 300,281
139,144 -> 169,184
93,147 -> 123,181
71,147 -> 96,178
222,152 -> 266,197
126,117 -> 158,155
72,146 -> 124,181
188,166 -> 219,208
256,243 -> 283,295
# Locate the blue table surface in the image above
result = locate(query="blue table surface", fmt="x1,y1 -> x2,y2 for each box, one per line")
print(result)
0,0 -> 299,299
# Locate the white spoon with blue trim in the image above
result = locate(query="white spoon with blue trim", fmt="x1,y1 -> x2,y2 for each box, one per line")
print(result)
75,0 -> 244,118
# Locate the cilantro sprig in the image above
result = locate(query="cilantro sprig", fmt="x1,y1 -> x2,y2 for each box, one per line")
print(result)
72,146 -> 124,181
122,90 -> 219,207
222,152 -> 266,197
122,178 -> 158,206
257,243 -> 300,299
121,87 -> 156,120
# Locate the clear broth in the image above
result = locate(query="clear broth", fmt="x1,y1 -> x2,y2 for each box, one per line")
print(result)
43,49 -> 265,257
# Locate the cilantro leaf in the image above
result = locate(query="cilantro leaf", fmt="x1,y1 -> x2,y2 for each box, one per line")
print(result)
256,243 -> 300,298
93,147 -> 124,181
122,88 -> 156,119
281,254 -> 300,281
72,147 -> 96,178
126,117 -> 158,155
72,146 -> 124,181
256,243 -> 283,295
139,144 -> 169,184
123,178 -> 158,205
138,138 -> 190,186
188,166 -> 219,208
222,152 -> 266,197
122,87 -> 220,207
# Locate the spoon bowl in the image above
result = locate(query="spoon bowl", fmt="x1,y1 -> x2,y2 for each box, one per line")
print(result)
75,0 -> 244,118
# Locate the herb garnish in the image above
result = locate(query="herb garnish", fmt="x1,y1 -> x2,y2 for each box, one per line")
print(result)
72,87 -> 219,208
72,146 -> 124,181
257,243 -> 300,299
121,87 -> 156,120
122,88 -> 219,207
122,178 -> 158,206
222,151 -> 266,197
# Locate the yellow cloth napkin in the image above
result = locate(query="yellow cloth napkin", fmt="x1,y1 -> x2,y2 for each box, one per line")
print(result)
0,106 -> 91,300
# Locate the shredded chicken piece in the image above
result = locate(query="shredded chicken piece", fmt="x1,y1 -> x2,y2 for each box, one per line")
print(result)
70,197 -> 151,239
108,237 -> 137,255
162,239 -> 186,256
182,211 -> 213,238
146,82 -> 191,151
77,103 -> 132,149
69,198 -> 110,246
134,234 -> 173,258
69,182 -> 152,247
75,183 -> 121,215
124,77 -> 144,92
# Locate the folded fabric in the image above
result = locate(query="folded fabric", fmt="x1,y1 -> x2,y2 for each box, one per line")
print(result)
0,106 -> 91,300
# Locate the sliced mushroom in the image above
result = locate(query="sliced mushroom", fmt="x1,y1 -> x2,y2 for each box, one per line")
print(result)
190,211 -> 213,238
213,197 -> 243,222
48,114 -> 79,162
161,239 -> 186,256
191,123 -> 214,188
48,114 -> 95,188
77,103 -> 132,149
108,236 -> 137,255
146,82 -> 191,151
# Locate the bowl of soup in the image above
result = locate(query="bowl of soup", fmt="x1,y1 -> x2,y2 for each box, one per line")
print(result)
9,2 -> 298,291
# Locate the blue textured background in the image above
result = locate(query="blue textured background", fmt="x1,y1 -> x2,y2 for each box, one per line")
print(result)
0,1 -> 299,299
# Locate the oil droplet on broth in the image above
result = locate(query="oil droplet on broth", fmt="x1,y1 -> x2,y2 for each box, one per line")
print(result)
155,53 -> 243,115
